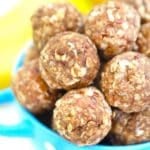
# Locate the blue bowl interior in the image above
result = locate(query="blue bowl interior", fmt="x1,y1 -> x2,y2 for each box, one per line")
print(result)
0,41 -> 149,150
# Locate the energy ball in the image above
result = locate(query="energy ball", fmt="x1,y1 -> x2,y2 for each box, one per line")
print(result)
85,1 -> 141,59
118,0 -> 150,23
110,109 -> 150,145
100,52 -> 150,113
52,87 -> 112,146
12,59 -> 58,114
137,23 -> 150,57
31,3 -> 83,50
40,32 -> 100,90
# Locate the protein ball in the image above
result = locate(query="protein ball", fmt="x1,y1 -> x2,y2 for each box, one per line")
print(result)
52,87 -> 112,146
12,59 -> 58,114
24,45 -> 40,64
85,1 -> 141,59
118,0 -> 150,23
137,23 -> 150,57
110,109 -> 150,145
40,32 -> 100,90
31,3 -> 83,50
100,51 -> 150,113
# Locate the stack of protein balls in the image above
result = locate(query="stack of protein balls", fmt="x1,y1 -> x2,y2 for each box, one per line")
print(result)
12,0 -> 150,146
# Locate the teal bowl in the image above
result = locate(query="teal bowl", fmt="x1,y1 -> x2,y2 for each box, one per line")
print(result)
0,41 -> 149,150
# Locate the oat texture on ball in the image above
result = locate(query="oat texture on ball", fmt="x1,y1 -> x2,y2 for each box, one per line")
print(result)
100,52 -> 150,113
12,59 -> 58,114
110,109 -> 150,145
40,32 -> 100,90
85,0 -> 141,59
118,0 -> 150,23
31,3 -> 83,50
52,87 -> 112,146
137,23 -> 150,57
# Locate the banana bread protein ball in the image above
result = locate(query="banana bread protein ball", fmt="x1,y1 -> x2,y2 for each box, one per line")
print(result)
100,51 -> 150,113
110,109 -> 150,145
31,3 -> 83,50
39,32 -> 100,90
118,0 -> 150,23
12,59 -> 58,114
85,0 -> 141,59
52,87 -> 112,146
137,23 -> 150,57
